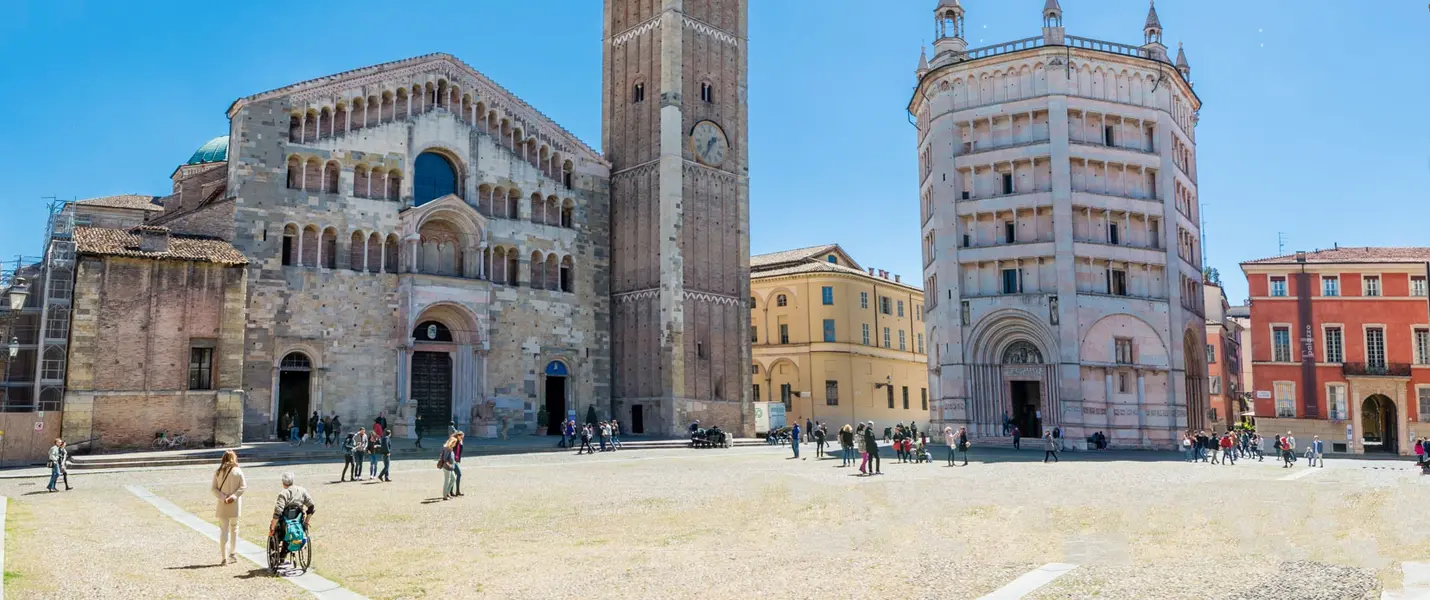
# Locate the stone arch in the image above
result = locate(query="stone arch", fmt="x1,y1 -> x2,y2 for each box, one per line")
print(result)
530,192 -> 544,224
1079,313 -> 1169,367
411,145 -> 466,204
289,113 -> 303,141
395,88 -> 409,119
381,90 -> 395,122
370,167 -> 388,200
349,230 -> 366,271
354,165 -> 370,198
286,156 -> 302,190
366,94 -> 380,126
320,227 -> 337,269
529,250 -> 545,289
386,169 -> 402,200
766,286 -> 798,309
350,97 -> 366,129
506,188 -> 521,219
559,254 -> 573,292
334,102 -> 348,135
300,225 -> 319,267
366,232 -> 382,273
323,160 -> 340,194
413,301 -> 481,346
966,308 -> 1058,365
561,198 -> 575,228
544,253 -> 559,291
384,233 -> 400,272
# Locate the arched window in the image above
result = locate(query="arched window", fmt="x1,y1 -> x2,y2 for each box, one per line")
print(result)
282,224 -> 297,266
387,171 -> 401,201
749,297 -> 756,309
413,320 -> 453,342
349,231 -> 365,271
289,115 -> 302,141
530,251 -> 544,289
633,83 -> 645,103
561,199 -> 574,228
506,251 -> 519,285
414,152 -> 458,206
286,157 -> 302,190
354,166 -> 369,198
301,226 -> 318,267
700,82 -> 713,103
280,352 -> 311,371
366,233 -> 382,273
777,294 -> 787,307
562,160 -> 574,188
304,158 -> 321,192
323,161 -> 340,194
384,234 -> 400,272
320,228 -> 337,269
560,256 -> 573,293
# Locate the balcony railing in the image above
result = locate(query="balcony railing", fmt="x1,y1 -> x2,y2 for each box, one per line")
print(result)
1342,362 -> 1411,377
1065,36 -> 1151,60
963,37 -> 1046,61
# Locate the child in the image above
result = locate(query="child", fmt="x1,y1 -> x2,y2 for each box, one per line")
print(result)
917,439 -> 932,463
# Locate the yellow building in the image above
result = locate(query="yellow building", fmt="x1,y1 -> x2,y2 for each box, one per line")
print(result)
750,244 -> 929,431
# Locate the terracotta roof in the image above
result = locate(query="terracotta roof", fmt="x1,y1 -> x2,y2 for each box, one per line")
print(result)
751,244 -> 840,269
73,226 -> 247,265
753,260 -> 922,292
74,194 -> 164,212
1242,247 -> 1430,265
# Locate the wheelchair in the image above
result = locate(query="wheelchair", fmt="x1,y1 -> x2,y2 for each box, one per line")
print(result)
266,506 -> 313,575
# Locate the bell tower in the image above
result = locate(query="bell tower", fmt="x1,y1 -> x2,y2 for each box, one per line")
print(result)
602,0 -> 751,436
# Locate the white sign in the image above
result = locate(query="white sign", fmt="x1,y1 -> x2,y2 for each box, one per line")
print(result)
1255,391 -> 1272,399
1346,424 -> 1353,442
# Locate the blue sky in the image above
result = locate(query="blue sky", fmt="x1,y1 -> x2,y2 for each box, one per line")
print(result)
2,0 -> 1427,304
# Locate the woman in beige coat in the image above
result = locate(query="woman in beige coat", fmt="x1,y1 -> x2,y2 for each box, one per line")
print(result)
211,450 -> 247,565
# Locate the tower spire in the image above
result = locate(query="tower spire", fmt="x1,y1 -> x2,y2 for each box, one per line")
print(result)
1042,0 -> 1064,44
916,46 -> 929,80
1175,42 -> 1191,79
931,0 -> 967,68
1143,1 -> 1163,44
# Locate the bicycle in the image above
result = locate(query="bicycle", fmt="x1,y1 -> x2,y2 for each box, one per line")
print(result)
152,431 -> 187,450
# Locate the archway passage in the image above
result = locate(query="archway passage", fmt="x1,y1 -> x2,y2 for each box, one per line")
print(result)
631,405 -> 645,434
1010,380 -> 1042,438
277,352 -> 312,439
545,361 -> 568,435
412,351 -> 453,438
1362,394 -> 1397,453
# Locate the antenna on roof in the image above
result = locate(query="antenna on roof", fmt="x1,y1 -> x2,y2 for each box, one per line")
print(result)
1277,232 -> 1287,256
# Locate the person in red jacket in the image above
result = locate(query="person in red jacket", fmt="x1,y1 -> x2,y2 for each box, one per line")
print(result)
1219,433 -> 1236,465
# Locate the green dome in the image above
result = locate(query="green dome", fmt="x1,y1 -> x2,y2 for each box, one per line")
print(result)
187,135 -> 229,165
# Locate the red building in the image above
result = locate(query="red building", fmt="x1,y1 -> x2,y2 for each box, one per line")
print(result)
1242,247 -> 1430,455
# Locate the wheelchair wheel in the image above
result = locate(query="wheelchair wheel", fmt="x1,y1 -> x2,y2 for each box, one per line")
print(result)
266,534 -> 283,574
294,538 -> 312,575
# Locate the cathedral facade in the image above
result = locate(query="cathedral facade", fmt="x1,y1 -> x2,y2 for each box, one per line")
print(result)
68,0 -> 753,442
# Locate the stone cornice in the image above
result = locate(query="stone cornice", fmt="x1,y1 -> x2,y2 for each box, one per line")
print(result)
226,53 -> 606,166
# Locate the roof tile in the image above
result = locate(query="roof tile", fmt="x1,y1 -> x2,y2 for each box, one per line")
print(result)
1243,247 -> 1430,265
73,226 -> 247,265
74,194 -> 164,212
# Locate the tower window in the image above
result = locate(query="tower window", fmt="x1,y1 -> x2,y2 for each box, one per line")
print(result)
700,82 -> 713,103
1004,221 -> 1015,244
633,83 -> 645,103
1104,125 -> 1115,146
1108,223 -> 1120,245
1002,173 -> 1014,195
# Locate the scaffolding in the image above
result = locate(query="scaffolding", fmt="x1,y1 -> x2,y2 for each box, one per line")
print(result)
0,197 -> 74,412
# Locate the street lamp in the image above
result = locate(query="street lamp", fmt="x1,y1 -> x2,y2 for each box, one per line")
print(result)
6,278 -> 27,311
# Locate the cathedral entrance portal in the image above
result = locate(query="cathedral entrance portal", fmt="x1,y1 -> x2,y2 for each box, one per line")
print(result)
412,351 -> 453,438
544,361 -> 568,435
1010,381 -> 1042,438
276,352 -> 312,439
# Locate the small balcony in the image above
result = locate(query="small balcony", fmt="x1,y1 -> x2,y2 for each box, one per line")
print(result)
1342,362 -> 1411,378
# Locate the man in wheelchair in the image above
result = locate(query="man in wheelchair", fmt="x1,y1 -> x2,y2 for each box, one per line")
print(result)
268,472 -> 316,566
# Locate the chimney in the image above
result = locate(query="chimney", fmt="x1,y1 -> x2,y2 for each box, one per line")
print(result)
868,267 -> 875,276
137,226 -> 170,253
894,274 -> 901,283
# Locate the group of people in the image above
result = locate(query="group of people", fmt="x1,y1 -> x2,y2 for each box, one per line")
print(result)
210,451 -> 316,568
337,414 -> 393,482
1181,429 -> 1325,468
279,410 -> 389,447
561,419 -> 624,454
1415,438 -> 1430,469
436,430 -> 465,500
45,438 -> 72,492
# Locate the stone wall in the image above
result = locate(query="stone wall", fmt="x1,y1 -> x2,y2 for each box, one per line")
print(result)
64,255 -> 247,450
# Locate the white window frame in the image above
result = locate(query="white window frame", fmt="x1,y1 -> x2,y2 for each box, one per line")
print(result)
1270,323 -> 1293,363
1364,324 -> 1387,368
1270,276 -> 1287,297
1322,323 -> 1344,364
1419,385 -> 1430,423
1414,277 -> 1427,298
1274,381 -> 1296,418
1363,275 -> 1381,297
1209,375 -> 1221,395
1415,326 -> 1430,366
862,323 -> 870,346
1321,275 -> 1339,297
1327,383 -> 1348,421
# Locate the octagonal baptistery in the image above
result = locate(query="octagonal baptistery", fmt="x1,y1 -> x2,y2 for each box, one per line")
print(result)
913,0 -> 1207,449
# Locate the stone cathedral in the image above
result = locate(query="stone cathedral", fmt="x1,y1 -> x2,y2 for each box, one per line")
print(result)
58,1 -> 751,445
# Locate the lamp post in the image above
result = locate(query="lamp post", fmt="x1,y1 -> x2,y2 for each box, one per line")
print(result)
3,278 -> 30,409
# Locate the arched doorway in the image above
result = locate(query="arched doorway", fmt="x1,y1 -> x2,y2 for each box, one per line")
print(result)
1002,341 -> 1044,438
412,320 -> 454,437
1183,331 -> 1205,430
544,360 -> 568,434
277,352 -> 312,439
1362,394 -> 1397,453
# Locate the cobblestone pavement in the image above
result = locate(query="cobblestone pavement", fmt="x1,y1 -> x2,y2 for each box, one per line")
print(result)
0,447 -> 1424,599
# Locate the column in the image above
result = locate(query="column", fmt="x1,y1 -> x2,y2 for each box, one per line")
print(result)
1136,370 -> 1147,445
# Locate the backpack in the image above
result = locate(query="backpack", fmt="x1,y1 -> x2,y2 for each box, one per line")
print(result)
283,515 -> 306,551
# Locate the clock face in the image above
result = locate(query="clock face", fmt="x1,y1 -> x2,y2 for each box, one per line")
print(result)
689,120 -> 728,167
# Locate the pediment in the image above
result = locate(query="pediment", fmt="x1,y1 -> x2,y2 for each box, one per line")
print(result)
400,194 -> 487,239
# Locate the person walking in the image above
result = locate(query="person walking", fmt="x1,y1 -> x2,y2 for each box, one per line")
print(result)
598,421 -> 611,452
211,450 -> 246,565
317,414 -> 328,446
839,424 -> 854,467
560,420 -> 574,449
1011,425 -> 1021,450
376,428 -> 392,482
864,421 -> 881,474
1284,432 -> 1297,467
1416,438 -> 1425,466
351,428 -> 368,481
46,438 -> 63,492
306,411 -> 319,444
330,414 -> 343,446
805,418 -> 814,443
1308,435 -> 1324,468
1181,433 -> 1193,462
56,440 -> 72,491
790,422 -> 802,459
413,413 -> 423,449
1042,431 -> 1059,463
944,426 -> 957,466
438,436 -> 458,500
814,425 -> 827,458
855,424 -> 869,473
340,433 -> 357,481
577,424 -> 595,455
1219,433 -> 1235,465
610,420 -> 623,450
451,431 -> 465,496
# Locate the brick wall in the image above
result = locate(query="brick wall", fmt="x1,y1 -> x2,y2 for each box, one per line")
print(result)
92,392 -> 218,450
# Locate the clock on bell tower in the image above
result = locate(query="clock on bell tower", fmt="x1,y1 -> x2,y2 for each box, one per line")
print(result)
603,0 -> 751,436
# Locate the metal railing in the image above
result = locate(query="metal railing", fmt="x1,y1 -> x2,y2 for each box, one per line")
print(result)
1342,362 -> 1411,377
